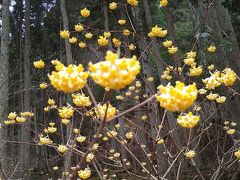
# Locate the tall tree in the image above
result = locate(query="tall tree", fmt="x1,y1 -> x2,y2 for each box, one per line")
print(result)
20,0 -> 31,172
60,0 -> 73,173
0,0 -> 10,175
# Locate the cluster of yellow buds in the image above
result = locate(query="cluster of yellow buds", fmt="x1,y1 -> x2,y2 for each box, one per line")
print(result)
112,38 -> 121,47
118,19 -> 126,25
206,92 -> 226,103
57,145 -> 68,153
177,112 -> 200,128
75,24 -> 84,32
161,67 -> 173,80
20,111 -> 34,117
72,93 -> 92,107
80,8 -> 90,18
163,40 -> 172,48
47,126 -> 57,134
203,71 -> 221,90
85,32 -> 93,39
189,66 -> 202,77
76,135 -> 86,143
156,81 -> 198,112
123,29 -> 131,36
95,103 -> 116,121
39,82 -> 48,89
125,131 -> 134,140
220,68 -> 237,86
148,25 -> 167,38
160,0 -> 168,7
97,36 -> 108,46
168,46 -> 178,54
127,0 -> 138,6
185,150 -> 196,159
89,51 -> 140,90
34,60 -> 45,69
207,45 -> 216,53
86,153 -> 95,163
5,111 -> 33,125
109,2 -> 118,10
48,61 -> 89,93
58,106 -> 74,119
78,168 -> 91,179
129,44 -> 136,51
60,30 -> 70,39
203,68 -> 237,90
69,37 -> 77,44
39,136 -> 52,145
234,149 -> 240,158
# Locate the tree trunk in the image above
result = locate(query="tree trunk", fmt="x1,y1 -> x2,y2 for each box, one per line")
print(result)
60,0 -> 73,173
20,0 -> 31,174
60,0 -> 73,64
0,0 -> 10,175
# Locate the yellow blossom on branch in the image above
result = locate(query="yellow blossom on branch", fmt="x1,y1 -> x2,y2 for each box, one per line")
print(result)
177,112 -> 200,128
89,51 -> 140,90
95,103 -> 116,121
48,62 -> 89,93
156,81 -> 198,112
80,8 -> 90,17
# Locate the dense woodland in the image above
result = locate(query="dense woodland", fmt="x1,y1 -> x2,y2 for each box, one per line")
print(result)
0,0 -> 240,179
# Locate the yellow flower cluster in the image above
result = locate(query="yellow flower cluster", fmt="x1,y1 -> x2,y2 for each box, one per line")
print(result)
160,0 -> 168,7
39,82 -> 48,89
112,38 -> 121,47
39,136 -> 52,145
161,67 -> 172,80
189,66 -> 202,77
78,168 -> 91,179
89,51 -> 140,90
129,44 -> 136,51
125,132 -> 134,139
58,106 -> 74,119
220,68 -> 237,86
148,25 -> 167,38
5,111 -> 33,125
156,81 -> 198,112
208,45 -> 216,53
48,61 -> 89,93
127,0 -> 138,6
206,93 -> 226,103
185,150 -> 196,159
69,37 -> 77,44
202,71 -> 221,90
177,112 -> 200,128
86,153 -> 94,162
57,145 -> 68,153
163,40 -> 172,48
109,2 -> 117,10
203,68 -> 236,90
97,36 -> 108,46
168,46 -> 178,54
234,149 -> 240,158
72,93 -> 92,107
76,135 -> 86,143
80,8 -> 90,17
85,32 -> 93,39
34,60 -> 45,69
60,30 -> 70,39
95,103 -> 116,121
118,19 -> 126,25
75,24 -> 84,32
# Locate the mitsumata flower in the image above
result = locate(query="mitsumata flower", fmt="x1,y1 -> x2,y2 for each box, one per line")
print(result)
156,81 -> 198,112
89,51 -> 140,90
48,61 -> 89,93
